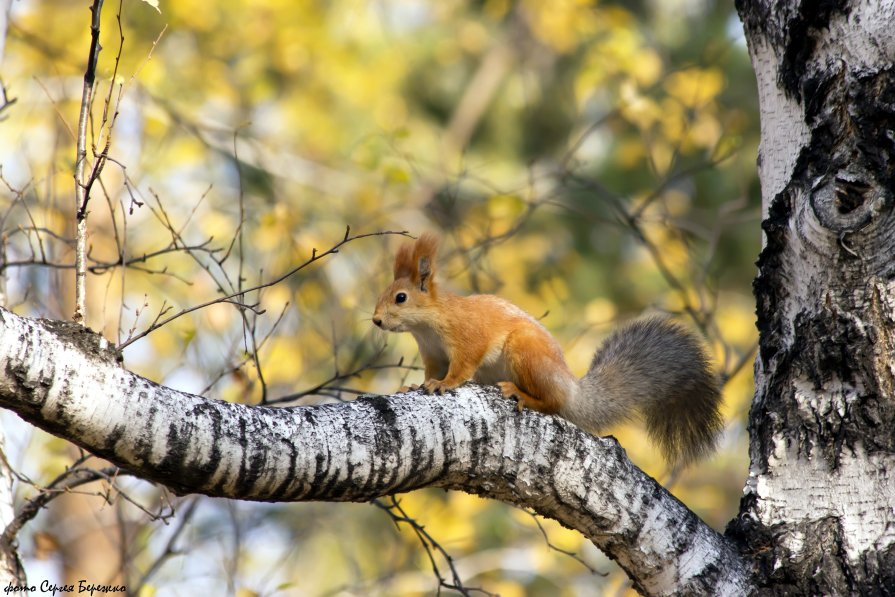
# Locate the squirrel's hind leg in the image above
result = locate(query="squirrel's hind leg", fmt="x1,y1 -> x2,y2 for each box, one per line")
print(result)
497,381 -> 535,412
498,327 -> 575,415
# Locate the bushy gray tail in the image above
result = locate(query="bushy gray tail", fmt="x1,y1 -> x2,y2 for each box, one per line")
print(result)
571,317 -> 723,468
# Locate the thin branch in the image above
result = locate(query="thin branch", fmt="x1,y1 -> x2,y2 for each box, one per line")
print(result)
374,497 -> 497,597
73,0 -> 105,324
525,509 -> 606,576
132,497 -> 200,594
0,79 -> 16,121
142,186 -> 234,296
117,228 -> 410,350
198,303 -> 290,398
555,174 -> 710,332
267,355 -> 419,405
0,465 -> 126,548
229,128 -> 269,402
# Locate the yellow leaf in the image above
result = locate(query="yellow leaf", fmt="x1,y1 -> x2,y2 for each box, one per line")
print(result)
383,163 -> 411,185
664,67 -> 725,108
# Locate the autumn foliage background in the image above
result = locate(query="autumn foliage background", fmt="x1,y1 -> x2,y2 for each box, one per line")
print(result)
0,0 -> 759,594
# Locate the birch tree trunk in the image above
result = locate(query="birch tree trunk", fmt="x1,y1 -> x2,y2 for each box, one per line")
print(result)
730,0 -> 895,592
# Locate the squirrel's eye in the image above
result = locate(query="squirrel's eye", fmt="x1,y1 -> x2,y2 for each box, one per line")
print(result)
395,292 -> 407,304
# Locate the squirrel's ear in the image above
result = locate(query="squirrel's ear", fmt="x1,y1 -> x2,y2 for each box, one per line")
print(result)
418,255 -> 432,292
413,233 -> 439,293
393,243 -> 414,281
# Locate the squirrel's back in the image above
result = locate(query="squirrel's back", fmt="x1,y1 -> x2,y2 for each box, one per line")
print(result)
565,317 -> 723,467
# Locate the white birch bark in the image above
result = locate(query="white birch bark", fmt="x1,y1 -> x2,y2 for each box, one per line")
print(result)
733,0 -> 895,592
0,307 -> 753,595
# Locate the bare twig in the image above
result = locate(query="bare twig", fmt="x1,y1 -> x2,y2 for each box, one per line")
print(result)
0,79 -> 16,121
374,496 -> 496,597
552,174 -> 711,332
0,464 -> 130,549
525,509 -> 606,576
268,355 -> 419,405
73,0 -> 106,324
228,128 -> 270,402
118,228 -> 410,350
131,497 -> 200,594
198,303 -> 289,398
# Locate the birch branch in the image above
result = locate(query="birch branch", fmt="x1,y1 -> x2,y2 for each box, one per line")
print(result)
0,307 -> 754,596
73,0 -> 105,324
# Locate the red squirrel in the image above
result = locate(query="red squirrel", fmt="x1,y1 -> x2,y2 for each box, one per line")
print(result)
372,233 -> 723,466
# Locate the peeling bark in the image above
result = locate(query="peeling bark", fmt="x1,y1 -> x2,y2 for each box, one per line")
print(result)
0,307 -> 753,595
733,0 -> 895,593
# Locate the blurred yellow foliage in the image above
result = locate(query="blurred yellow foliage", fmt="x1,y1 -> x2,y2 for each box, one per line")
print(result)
522,0 -> 600,53
619,82 -> 662,129
585,297 -> 617,325
665,67 -> 726,108
260,336 -> 304,384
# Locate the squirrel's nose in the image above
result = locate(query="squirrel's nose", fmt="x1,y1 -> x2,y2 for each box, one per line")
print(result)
373,317 -> 382,328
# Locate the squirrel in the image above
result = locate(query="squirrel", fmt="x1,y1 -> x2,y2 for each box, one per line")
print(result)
372,233 -> 723,467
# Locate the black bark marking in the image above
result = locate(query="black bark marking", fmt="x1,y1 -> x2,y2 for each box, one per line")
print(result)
103,423 -> 125,454
2,361 -> 48,406
467,396 -> 486,471
870,543 -> 895,591
234,415 -> 251,491
402,424 -> 428,492
301,408 -> 332,496
54,373 -> 74,429
155,421 -> 193,494
40,318 -> 122,365
244,448 -> 267,498
312,452 -> 327,496
269,438 -> 298,500
318,414 -> 354,499
780,0 -> 850,101
850,69 -> 895,193
185,401 -> 223,489
690,561 -> 723,593
671,509 -> 699,553
435,403 -> 454,483
365,395 -> 410,492
131,391 -> 155,462
754,187 -> 793,367
364,394 -> 397,427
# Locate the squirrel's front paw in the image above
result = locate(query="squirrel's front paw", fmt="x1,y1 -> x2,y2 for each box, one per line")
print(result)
497,381 -> 526,412
422,379 -> 456,394
398,384 -> 421,393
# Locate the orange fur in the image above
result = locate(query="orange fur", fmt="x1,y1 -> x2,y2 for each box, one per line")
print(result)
393,243 -> 414,281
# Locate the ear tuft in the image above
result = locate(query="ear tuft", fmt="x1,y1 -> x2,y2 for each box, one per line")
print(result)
393,243 -> 414,281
